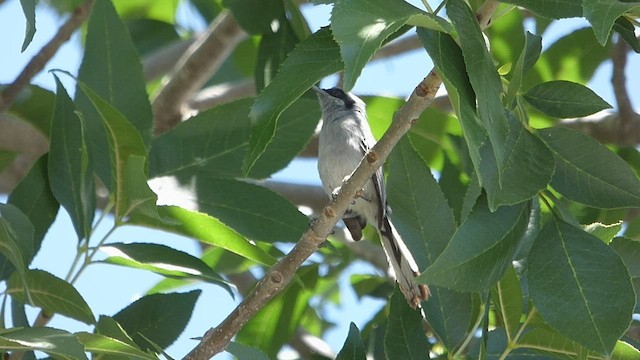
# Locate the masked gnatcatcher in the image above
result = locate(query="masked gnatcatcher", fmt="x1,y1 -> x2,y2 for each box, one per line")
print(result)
313,86 -> 429,308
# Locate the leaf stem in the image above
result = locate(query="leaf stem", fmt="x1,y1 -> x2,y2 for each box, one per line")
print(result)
69,223 -> 118,285
498,307 -> 537,360
422,0 -> 434,13
455,301 -> 486,357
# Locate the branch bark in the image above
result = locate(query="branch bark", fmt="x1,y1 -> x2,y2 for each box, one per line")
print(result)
152,11 -> 247,135
0,0 -> 94,112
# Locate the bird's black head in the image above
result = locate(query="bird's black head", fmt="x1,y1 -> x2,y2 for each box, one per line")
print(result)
322,87 -> 356,109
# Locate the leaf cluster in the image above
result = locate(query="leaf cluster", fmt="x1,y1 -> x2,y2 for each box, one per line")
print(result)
1,0 -> 640,359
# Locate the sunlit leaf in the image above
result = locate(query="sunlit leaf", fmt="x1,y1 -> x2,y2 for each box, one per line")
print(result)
76,0 -> 153,189
76,332 -> 156,360
100,242 -> 232,296
0,327 -> 88,360
6,269 -> 95,325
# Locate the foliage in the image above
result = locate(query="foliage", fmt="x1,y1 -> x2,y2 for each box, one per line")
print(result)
1,0 -> 640,359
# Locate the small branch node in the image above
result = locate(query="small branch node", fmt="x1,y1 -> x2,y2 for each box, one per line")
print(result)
366,150 -> 378,163
324,206 -> 335,218
270,271 -> 283,284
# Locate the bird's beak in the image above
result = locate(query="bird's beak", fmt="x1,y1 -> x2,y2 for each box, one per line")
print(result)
311,85 -> 324,94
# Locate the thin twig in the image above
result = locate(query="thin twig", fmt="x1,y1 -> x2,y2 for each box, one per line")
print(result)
611,36 -> 639,133
151,11 -> 246,135
0,0 -> 94,112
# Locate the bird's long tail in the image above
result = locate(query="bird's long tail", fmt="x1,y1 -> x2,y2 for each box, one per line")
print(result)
378,216 -> 430,308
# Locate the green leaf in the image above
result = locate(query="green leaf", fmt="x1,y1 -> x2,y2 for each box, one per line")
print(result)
7,85 -> 55,137
523,80 -> 612,118
253,0 -> 299,90
244,27 -> 342,175
583,0 -> 640,45
447,0 -> 509,175
121,155 -> 161,220
331,0 -> 444,90
6,155 -> 59,279
438,154 -> 468,223
284,0 -> 312,40
237,266 -> 316,358
614,17 -> 640,53
7,155 -> 58,246
19,0 -> 36,51
425,287 -> 475,351
0,204 -> 34,294
7,269 -> 95,325
113,290 -> 201,352
224,0 -> 284,34
491,266 -> 522,340
149,98 -> 250,179
76,0 -> 153,190
0,327 -> 88,360
195,178 -> 308,243
417,28 -> 487,207
486,8 -> 526,70
500,0 -> 583,19
247,97 -> 321,179
477,113 -> 554,209
610,237 -> 640,313
388,137 -> 456,270
422,8 -> 553,210
100,242 -> 232,295
112,0 -> 178,23
49,76 -> 95,240
407,107 -> 456,166
418,198 -> 529,292
474,328 -> 543,359
76,332 -> 156,360
129,206 -> 276,267
527,218 -> 636,354
226,341 -> 270,360
611,341 -> 640,359
384,288 -> 429,360
126,19 -> 180,57
519,327 -> 594,358
95,315 -> 137,347
539,127 -> 640,208
583,221 -> 623,243
336,323 -> 366,360
388,137 -> 474,349
506,31 -> 542,107
78,84 -> 158,222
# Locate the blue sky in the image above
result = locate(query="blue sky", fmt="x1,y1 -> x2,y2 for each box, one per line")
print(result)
1,0 -> 638,358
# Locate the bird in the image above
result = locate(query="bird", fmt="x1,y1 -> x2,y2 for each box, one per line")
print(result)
313,86 -> 429,308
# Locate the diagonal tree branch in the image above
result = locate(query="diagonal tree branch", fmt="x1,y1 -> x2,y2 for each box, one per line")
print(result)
0,0 -> 94,112
151,11 -> 247,135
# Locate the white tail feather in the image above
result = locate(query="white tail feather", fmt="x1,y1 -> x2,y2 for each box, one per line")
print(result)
378,216 -> 430,308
